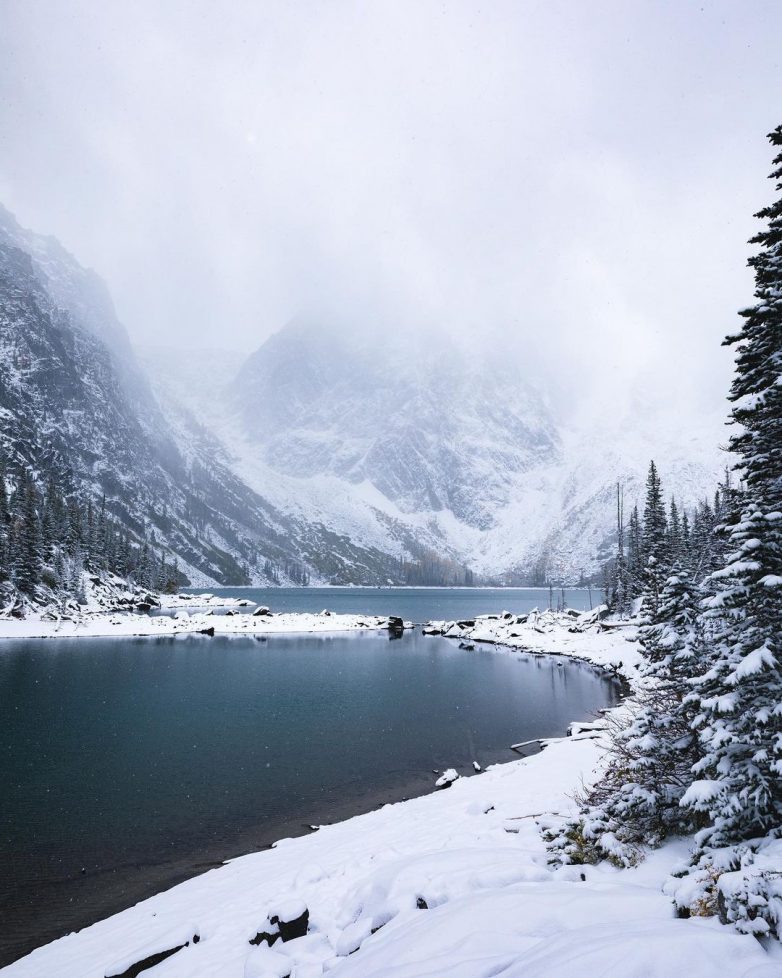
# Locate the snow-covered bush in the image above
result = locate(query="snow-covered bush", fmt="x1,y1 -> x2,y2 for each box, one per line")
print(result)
667,841 -> 782,938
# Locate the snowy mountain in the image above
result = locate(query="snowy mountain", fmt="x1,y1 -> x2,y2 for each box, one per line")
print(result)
0,206 -> 725,588
0,206 -> 405,586
146,320 -> 728,583
232,321 -> 559,530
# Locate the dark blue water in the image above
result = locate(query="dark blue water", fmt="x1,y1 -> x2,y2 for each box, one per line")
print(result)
178,586 -> 598,620
0,629 -> 616,966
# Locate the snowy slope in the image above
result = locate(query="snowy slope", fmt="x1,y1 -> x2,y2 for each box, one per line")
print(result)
0,206 -> 408,586
146,322 -> 726,582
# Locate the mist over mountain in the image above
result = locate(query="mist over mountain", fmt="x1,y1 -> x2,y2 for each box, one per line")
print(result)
0,206 -> 413,587
144,318 -> 727,584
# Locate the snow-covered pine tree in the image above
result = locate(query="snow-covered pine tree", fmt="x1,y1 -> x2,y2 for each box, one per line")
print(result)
546,560 -> 705,869
612,482 -> 630,615
640,461 -> 669,621
0,459 -> 8,582
671,126 -> 782,937
626,503 -> 643,598
643,462 -> 667,554
13,470 -> 42,593
682,127 -> 782,849
668,497 -> 683,563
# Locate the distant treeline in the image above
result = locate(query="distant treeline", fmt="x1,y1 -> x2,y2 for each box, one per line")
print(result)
396,550 -> 475,587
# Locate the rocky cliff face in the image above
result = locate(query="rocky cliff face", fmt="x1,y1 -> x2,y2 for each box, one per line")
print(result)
0,207 -> 404,586
231,320 -> 560,531
186,319 -> 726,583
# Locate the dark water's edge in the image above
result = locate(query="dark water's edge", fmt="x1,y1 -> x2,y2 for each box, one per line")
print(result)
0,628 -> 617,968
1,763 -> 459,968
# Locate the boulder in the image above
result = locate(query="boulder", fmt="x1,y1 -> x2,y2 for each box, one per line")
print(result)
270,899 -> 309,942
249,917 -> 280,947
253,606 -> 271,617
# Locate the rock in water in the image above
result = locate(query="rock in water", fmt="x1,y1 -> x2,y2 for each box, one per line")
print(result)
435,768 -> 460,789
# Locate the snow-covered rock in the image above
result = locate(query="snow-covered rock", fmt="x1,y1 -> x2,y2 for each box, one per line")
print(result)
435,768 -> 461,789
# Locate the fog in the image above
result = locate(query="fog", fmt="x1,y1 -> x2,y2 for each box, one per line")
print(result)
1,0 -> 780,416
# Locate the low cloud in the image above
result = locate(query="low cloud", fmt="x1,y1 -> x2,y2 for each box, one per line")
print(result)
1,0 -> 779,418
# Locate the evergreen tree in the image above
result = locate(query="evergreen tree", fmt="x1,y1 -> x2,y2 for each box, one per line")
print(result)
612,482 -> 630,615
13,470 -> 42,593
642,461 -> 668,559
626,503 -> 643,597
640,461 -> 669,621
0,460 -> 8,582
668,496 -> 682,562
547,563 -> 705,869
681,509 -> 691,567
683,126 -> 782,851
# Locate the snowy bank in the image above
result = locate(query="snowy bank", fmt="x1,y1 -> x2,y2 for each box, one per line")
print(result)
0,609 -> 397,641
158,592 -> 256,609
425,606 -> 643,682
3,613 -> 779,977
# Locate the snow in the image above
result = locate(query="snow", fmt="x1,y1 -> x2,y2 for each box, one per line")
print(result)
680,780 -> 723,808
2,614 -> 778,977
730,645 -> 777,681
0,606 -> 396,641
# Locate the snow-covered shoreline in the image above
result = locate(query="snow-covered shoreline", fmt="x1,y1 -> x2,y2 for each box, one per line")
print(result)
0,589 -> 401,640
3,611 -> 778,977
0,609 -> 396,641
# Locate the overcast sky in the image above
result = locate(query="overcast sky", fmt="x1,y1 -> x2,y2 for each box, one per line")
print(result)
1,0 -> 780,416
